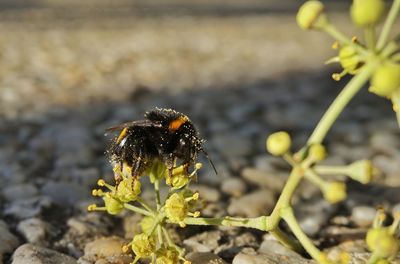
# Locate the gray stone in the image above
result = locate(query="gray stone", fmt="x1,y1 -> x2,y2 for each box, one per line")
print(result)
191,184 -> 220,202
79,237 -> 130,264
17,218 -> 50,246
241,167 -> 286,192
228,189 -> 275,217
0,221 -> 20,262
4,196 -> 52,219
258,234 -> 302,258
184,231 -> 222,252
351,206 -> 376,228
296,199 -> 334,236
233,250 -> 314,264
41,181 -> 89,207
186,252 -> 227,264
12,244 -> 77,264
3,184 -> 39,202
221,177 -> 246,197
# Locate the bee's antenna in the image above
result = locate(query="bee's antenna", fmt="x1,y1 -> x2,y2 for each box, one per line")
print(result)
201,149 -> 218,175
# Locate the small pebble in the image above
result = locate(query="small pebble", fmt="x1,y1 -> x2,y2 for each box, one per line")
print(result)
186,252 -> 227,264
0,221 -> 20,261
221,177 -> 246,197
351,206 -> 377,228
228,189 -> 275,217
12,244 -> 77,264
17,218 -> 50,246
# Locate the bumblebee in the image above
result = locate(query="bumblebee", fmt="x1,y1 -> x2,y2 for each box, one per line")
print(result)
106,108 -> 216,181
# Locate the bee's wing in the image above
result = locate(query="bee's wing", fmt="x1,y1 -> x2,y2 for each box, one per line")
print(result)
105,120 -> 162,134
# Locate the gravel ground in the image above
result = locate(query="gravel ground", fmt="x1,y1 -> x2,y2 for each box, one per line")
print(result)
0,1 -> 400,264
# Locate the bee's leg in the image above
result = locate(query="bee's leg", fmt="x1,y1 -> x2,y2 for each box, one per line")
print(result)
131,149 -> 143,180
114,160 -> 123,186
164,155 -> 175,185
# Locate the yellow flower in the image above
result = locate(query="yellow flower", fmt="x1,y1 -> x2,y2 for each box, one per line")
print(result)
155,247 -> 180,264
116,177 -> 141,203
266,131 -> 292,156
370,63 -> 400,98
131,233 -> 156,258
350,0 -> 385,27
165,193 -> 188,226
309,144 -> 327,162
296,1 -> 327,30
323,182 -> 347,204
366,228 -> 399,259
103,194 -> 124,215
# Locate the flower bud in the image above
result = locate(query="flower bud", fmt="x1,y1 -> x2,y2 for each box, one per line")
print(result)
296,1 -> 328,30
370,63 -> 400,98
323,181 -> 347,204
156,247 -> 180,264
309,144 -> 327,162
350,0 -> 385,27
103,194 -> 124,215
131,233 -> 156,258
339,45 -> 361,74
346,159 -> 374,184
116,177 -> 141,203
366,228 -> 399,258
165,193 -> 188,224
266,131 -> 292,156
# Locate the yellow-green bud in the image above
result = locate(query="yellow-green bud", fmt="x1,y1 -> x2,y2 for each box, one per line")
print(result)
296,1 -> 327,30
366,228 -> 399,258
156,247 -> 180,264
116,177 -> 141,203
309,144 -> 327,162
266,131 -> 292,156
339,45 -> 361,74
103,194 -> 124,215
323,181 -> 347,204
131,233 -> 156,258
167,165 -> 190,189
165,193 -> 188,224
370,63 -> 400,98
376,260 -> 390,264
140,216 -> 156,235
350,0 -> 385,27
347,159 -> 374,184
147,160 -> 167,183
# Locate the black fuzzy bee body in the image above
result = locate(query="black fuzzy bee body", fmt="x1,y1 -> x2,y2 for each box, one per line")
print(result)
107,108 -> 206,179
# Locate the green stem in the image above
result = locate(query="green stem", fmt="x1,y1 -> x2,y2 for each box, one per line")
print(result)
365,27 -> 376,51
269,167 -> 304,229
377,0 -> 400,50
313,165 -> 349,175
270,227 -> 304,254
392,91 -> 400,128
323,23 -> 368,56
154,180 -> 161,210
157,225 -> 163,245
280,206 -> 328,263
137,197 -> 156,213
307,61 -> 378,145
124,203 -> 153,217
183,215 -> 269,231
304,170 -> 326,190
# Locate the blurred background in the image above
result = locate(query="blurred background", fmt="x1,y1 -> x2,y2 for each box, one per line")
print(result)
0,0 -> 355,117
1,1 -> 399,264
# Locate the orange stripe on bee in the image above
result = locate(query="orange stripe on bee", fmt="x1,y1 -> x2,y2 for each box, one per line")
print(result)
117,127 -> 128,144
168,117 -> 188,131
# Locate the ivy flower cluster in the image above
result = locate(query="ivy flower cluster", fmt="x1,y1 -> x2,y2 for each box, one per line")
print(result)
297,0 -> 400,127
88,160 -> 202,264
